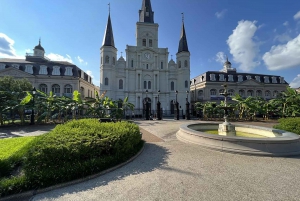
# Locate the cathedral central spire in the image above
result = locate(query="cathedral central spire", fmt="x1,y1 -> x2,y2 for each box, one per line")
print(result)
139,0 -> 154,23
102,11 -> 115,48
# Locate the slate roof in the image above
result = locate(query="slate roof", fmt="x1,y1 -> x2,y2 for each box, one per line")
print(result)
139,0 -> 154,23
178,22 -> 189,53
102,14 -> 115,48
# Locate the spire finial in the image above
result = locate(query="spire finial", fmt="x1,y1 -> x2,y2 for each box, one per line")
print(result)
181,12 -> 184,23
108,3 -> 110,14
39,37 -> 41,45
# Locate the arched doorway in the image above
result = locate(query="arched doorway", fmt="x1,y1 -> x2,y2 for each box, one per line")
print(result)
143,97 -> 152,116
170,100 -> 174,114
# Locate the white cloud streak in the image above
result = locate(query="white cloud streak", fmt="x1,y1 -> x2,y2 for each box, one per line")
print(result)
294,11 -> 300,20
283,21 -> 289,26
46,53 -> 73,63
263,34 -> 300,71
0,33 -> 17,57
290,74 -> 300,88
215,52 -> 226,64
215,9 -> 227,19
227,20 -> 260,72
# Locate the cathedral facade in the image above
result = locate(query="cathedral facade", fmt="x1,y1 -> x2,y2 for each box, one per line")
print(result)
100,0 -> 190,115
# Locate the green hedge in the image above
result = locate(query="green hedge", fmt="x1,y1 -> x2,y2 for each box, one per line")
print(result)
273,117 -> 300,135
0,119 -> 143,197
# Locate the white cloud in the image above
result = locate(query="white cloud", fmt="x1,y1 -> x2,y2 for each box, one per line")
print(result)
263,34 -> 300,71
76,56 -> 84,63
215,52 -> 226,64
290,74 -> 300,88
294,11 -> 300,20
227,20 -> 260,72
86,70 -> 94,78
283,21 -> 289,26
0,33 -> 17,57
46,53 -> 73,63
25,49 -> 31,53
274,33 -> 292,43
215,9 -> 227,19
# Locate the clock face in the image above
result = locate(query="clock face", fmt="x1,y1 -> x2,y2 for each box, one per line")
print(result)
144,53 -> 151,60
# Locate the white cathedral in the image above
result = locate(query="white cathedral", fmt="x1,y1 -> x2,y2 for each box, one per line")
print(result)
100,0 -> 190,116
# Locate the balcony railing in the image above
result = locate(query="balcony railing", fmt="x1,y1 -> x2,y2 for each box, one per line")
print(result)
26,53 -> 50,61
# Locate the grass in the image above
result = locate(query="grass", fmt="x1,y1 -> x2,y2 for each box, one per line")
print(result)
203,130 -> 267,138
0,137 -> 36,161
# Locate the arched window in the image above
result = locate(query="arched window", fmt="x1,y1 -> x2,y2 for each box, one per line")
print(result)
161,62 -> 163,69
171,81 -> 174,91
273,90 -> 278,97
210,89 -> 217,96
148,81 -> 151,89
64,84 -> 72,95
39,84 -> 47,93
101,57 -> 103,64
185,80 -> 188,88
143,39 -> 146,46
149,39 -> 152,47
184,60 -> 188,67
52,84 -> 60,96
131,60 -> 134,67
112,57 -> 115,65
265,90 -> 271,97
178,61 -> 181,68
247,90 -> 254,96
119,79 -> 123,89
198,90 -> 203,96
144,81 -> 147,89
239,89 -> 245,97
228,89 -> 235,96
105,56 -> 109,64
105,77 -> 109,85
256,90 -> 262,97
146,64 -> 149,69
219,89 -> 224,95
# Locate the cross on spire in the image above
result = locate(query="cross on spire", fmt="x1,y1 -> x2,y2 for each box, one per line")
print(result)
108,3 -> 110,13
181,12 -> 184,22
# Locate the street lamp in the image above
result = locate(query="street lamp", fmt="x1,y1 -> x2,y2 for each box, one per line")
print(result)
145,90 -> 150,120
174,90 -> 179,120
157,90 -> 161,120
30,87 -> 36,125
186,90 -> 190,120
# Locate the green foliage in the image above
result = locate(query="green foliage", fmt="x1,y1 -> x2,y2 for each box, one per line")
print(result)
0,137 -> 36,178
23,119 -> 142,188
273,117 -> 300,135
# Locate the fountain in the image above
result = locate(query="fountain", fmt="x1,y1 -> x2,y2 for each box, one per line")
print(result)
218,83 -> 236,136
176,84 -> 300,156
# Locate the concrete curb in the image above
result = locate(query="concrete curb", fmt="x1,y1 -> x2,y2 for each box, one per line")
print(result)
0,144 -> 145,201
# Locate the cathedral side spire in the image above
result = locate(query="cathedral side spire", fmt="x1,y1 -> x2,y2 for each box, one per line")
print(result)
178,13 -> 189,53
102,10 -> 115,48
139,0 -> 154,23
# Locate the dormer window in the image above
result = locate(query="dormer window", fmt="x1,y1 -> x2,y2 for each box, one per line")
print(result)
0,63 -> 5,70
25,65 -> 33,74
246,75 -> 251,80
272,77 -> 277,83
264,76 -> 269,83
228,75 -> 234,82
52,66 -> 60,75
238,75 -> 243,82
255,76 -> 261,82
219,74 -> 225,81
279,77 -> 284,84
12,64 -> 19,69
210,74 -> 216,81
39,65 -> 47,75
65,67 -> 73,76
142,39 -> 146,46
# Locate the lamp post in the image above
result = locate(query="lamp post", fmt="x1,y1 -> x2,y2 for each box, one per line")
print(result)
174,90 -> 179,120
186,90 -> 190,120
157,90 -> 161,120
30,87 -> 36,125
145,90 -> 150,120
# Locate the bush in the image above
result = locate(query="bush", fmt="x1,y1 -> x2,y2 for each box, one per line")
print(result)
273,117 -> 300,135
23,119 -> 143,188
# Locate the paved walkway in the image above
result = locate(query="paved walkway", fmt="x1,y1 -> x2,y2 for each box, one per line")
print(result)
3,120 -> 300,201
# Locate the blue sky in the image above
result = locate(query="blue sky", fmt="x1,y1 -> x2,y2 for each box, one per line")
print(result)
1,0 -> 300,88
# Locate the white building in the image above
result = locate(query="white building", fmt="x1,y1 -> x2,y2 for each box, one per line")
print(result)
0,40 -> 99,99
100,0 -> 190,115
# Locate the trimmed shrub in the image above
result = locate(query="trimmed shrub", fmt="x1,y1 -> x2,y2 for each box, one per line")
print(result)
23,119 -> 143,188
273,117 -> 300,135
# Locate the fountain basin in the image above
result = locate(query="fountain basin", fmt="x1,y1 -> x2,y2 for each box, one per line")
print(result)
176,122 -> 300,156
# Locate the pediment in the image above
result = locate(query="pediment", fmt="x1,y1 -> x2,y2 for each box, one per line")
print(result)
0,67 -> 35,78
239,79 -> 263,86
